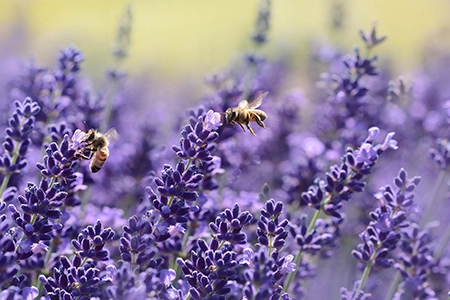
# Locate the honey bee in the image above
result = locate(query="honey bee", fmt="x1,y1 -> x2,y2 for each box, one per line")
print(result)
76,128 -> 118,173
225,91 -> 268,136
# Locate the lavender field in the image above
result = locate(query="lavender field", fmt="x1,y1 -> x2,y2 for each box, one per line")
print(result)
1,1 -> 450,299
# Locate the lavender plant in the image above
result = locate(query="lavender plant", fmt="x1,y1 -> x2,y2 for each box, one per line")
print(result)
2,2 -> 450,300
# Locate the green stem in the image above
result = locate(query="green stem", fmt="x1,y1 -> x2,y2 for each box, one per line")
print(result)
131,252 -> 137,273
36,241 -> 56,296
184,158 -> 192,171
307,209 -> 321,232
268,235 -> 273,258
218,240 -> 225,250
48,176 -> 56,189
0,174 -> 12,201
167,196 -> 174,208
283,208 -> 322,293
80,256 -> 88,267
355,248 -> 378,292
434,222 -> 450,259
420,170 -> 447,227
172,225 -> 192,274
384,272 -> 401,300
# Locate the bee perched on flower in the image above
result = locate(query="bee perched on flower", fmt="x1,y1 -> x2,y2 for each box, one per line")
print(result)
73,128 -> 118,173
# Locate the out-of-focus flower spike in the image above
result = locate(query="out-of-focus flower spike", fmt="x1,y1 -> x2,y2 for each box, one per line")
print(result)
359,21 -> 387,50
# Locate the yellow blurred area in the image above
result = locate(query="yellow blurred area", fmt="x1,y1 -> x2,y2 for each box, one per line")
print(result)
1,0 -> 450,84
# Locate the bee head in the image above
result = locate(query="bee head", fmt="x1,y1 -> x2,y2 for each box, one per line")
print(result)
225,108 -> 237,123
85,129 -> 97,143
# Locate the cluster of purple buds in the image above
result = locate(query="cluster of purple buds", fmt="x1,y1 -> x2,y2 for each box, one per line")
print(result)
119,215 -> 163,271
301,127 -> 398,220
351,206 -> 400,269
54,46 -> 85,98
7,180 -> 65,260
0,214 -> 19,286
331,24 -> 385,109
198,156 -> 224,191
340,281 -> 372,300
153,162 -> 203,202
288,217 -> 335,256
16,179 -> 67,220
257,199 -> 288,252
173,110 -> 222,163
39,255 -> 101,299
36,134 -> 81,181
146,162 -> 201,239
0,98 -> 40,178
176,239 -> 237,300
71,219 -> 115,261
104,263 -> 181,300
209,203 -> 253,245
346,168 -> 421,296
47,122 -> 73,143
428,138 -> 450,170
393,224 -> 437,299
375,168 -> 421,212
241,248 -> 294,300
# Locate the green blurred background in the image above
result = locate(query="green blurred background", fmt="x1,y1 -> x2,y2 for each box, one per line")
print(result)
1,0 -> 450,95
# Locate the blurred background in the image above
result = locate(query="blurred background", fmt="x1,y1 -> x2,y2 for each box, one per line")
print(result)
1,0 -> 450,107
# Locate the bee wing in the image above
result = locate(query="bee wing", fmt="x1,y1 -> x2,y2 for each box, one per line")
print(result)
104,128 -> 119,142
237,99 -> 249,109
247,91 -> 268,109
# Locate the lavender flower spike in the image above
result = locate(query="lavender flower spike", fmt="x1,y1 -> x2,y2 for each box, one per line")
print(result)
0,97 -> 40,198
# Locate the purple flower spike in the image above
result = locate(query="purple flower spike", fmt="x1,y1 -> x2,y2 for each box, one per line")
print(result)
177,239 -> 237,299
0,98 -> 40,177
39,255 -> 101,299
172,110 -> 220,163
209,203 -> 253,244
36,135 -> 79,180
71,220 -> 115,261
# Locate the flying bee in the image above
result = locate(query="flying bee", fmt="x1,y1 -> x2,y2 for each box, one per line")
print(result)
75,128 -> 118,173
225,91 -> 268,136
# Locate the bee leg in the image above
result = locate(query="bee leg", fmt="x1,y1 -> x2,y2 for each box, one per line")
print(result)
238,123 -> 246,132
75,147 -> 95,160
75,152 -> 90,160
254,115 -> 267,129
246,123 -> 257,136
